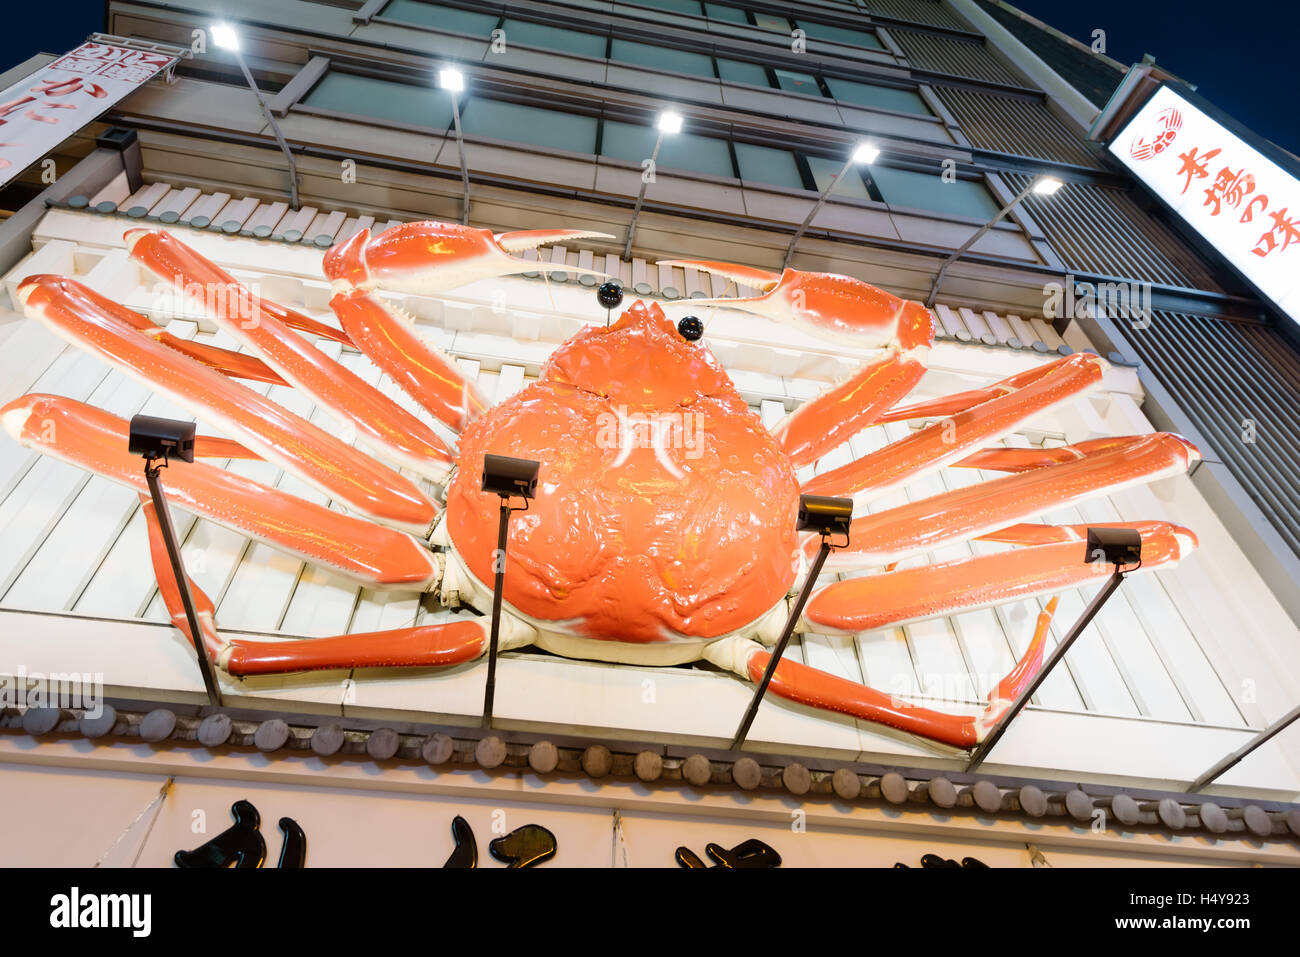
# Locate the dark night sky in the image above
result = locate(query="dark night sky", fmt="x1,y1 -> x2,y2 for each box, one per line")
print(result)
1006,0 -> 1300,155
0,1 -> 1295,153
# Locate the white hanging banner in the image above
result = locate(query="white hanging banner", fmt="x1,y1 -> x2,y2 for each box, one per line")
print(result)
0,40 -> 175,187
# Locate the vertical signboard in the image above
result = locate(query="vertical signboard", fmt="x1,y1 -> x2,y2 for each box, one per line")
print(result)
1107,84 -> 1300,324
0,41 -> 175,186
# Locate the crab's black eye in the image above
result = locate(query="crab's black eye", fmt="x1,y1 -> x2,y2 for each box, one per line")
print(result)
596,281 -> 624,309
678,315 -> 704,341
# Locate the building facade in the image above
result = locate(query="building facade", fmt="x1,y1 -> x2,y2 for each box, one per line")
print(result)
0,0 -> 1297,866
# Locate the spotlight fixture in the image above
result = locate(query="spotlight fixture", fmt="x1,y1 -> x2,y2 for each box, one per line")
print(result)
128,414 -> 196,464
481,454 -> 539,500
1086,526 -> 1142,566
796,494 -> 853,538
210,22 -> 240,52
439,67 -> 465,92
656,110 -> 683,134
128,414 -> 219,705
851,141 -> 880,164
479,453 -> 541,729
1033,176 -> 1064,196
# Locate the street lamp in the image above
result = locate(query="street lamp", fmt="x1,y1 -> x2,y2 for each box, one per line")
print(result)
211,22 -> 299,209
781,140 -> 878,269
924,174 -> 1064,308
439,67 -> 471,225
622,109 -> 683,259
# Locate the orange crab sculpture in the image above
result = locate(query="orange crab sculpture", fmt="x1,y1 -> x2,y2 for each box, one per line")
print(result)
0,221 -> 1200,749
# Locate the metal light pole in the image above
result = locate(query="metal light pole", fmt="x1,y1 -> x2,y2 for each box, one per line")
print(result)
623,111 -> 682,259
1188,704 -> 1300,793
440,68 -> 471,225
129,415 -> 221,707
782,142 -> 878,270
965,526 -> 1139,772
479,454 -> 540,729
211,23 -> 299,210
731,495 -> 852,752
925,175 -> 1063,308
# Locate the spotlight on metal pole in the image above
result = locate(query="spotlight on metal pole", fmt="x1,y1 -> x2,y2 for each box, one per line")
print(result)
211,22 -> 300,209
622,109 -> 682,259
781,141 -> 877,270
730,495 -> 852,751
965,526 -> 1139,771
925,174 -> 1062,308
128,414 -> 222,706
439,66 -> 470,224
480,453 -> 540,728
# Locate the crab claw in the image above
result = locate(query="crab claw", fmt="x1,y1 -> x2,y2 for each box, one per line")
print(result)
324,220 -> 614,294
657,262 -> 934,352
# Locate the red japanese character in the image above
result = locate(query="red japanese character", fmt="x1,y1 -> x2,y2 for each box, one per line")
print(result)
1253,207 -> 1300,258
29,77 -> 107,98
1175,146 -> 1220,195
1203,167 -> 1255,216
1240,194 -> 1269,224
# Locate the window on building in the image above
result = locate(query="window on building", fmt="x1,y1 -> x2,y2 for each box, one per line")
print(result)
824,77 -> 933,116
773,68 -> 822,96
869,165 -> 1002,219
303,71 -> 454,130
618,0 -> 704,14
461,98 -> 599,154
501,19 -> 608,59
601,120 -> 735,179
715,57 -> 769,87
751,12 -> 793,31
734,142 -> 805,190
379,0 -> 498,35
609,39 -> 716,78
806,154 -> 874,202
793,20 -> 885,50
703,3 -> 748,22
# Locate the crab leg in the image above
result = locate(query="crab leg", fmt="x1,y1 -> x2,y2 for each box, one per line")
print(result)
818,432 -> 1199,569
17,275 -> 438,535
2,394 -> 440,588
329,288 -> 488,432
801,353 -> 1104,502
661,261 -> 935,466
139,489 -> 535,676
707,599 -> 1060,748
803,521 -> 1194,633
871,358 -> 1087,425
126,229 -> 454,482
952,437 -> 1136,472
108,302 -> 285,385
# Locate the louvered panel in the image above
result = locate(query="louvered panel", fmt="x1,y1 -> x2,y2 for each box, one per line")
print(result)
1125,312 -> 1300,557
865,0 -> 967,30
890,28 -> 1020,86
1003,173 -> 1221,291
934,86 -> 1101,168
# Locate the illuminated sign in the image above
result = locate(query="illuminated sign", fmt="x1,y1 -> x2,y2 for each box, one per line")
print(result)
1108,84 -> 1300,323
0,41 -> 175,187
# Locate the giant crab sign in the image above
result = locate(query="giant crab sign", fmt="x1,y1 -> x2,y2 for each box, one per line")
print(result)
0,221 -> 1200,749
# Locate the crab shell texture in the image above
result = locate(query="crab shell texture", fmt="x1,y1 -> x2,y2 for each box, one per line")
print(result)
446,300 -> 800,645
